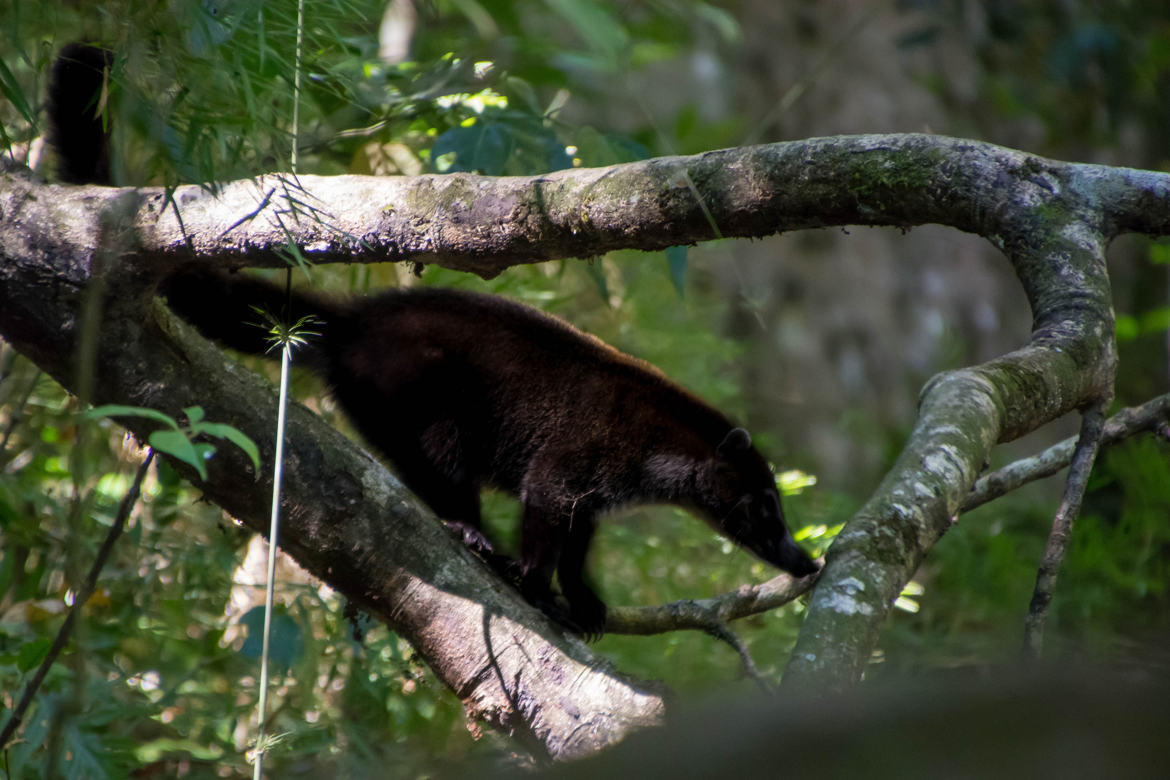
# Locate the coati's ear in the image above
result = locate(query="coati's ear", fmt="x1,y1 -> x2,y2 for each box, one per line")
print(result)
717,427 -> 752,457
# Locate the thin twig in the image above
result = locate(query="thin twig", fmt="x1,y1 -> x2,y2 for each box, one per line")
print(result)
0,449 -> 154,751
1022,403 -> 1108,660
605,565 -> 821,636
0,370 -> 40,456
701,623 -> 775,693
963,393 -> 1170,513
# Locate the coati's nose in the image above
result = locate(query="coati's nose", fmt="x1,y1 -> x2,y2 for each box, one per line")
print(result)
777,537 -> 819,577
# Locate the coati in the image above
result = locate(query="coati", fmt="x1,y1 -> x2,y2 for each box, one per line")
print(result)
47,44 -> 819,637
159,273 -> 819,635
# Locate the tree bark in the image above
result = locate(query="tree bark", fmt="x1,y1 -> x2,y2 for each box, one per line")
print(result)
2,133 -> 1168,749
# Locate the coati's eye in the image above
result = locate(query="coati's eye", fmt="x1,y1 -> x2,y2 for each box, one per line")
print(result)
761,492 -> 781,518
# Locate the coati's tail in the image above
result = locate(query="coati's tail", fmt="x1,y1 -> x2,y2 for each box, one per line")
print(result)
44,44 -> 342,371
48,42 -> 113,185
159,268 -> 347,371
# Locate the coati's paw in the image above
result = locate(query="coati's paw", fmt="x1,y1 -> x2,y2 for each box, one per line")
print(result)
563,586 -> 607,641
493,557 -> 525,583
519,577 -> 600,638
443,520 -> 496,555
533,599 -> 586,636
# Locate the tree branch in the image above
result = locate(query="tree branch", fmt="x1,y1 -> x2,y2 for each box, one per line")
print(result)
4,132 -> 1169,733
701,623 -> 773,692
606,568 -> 819,635
0,240 -> 666,760
1022,403 -> 1108,659
607,394 -> 1169,638
962,393 -> 1170,513
6,134 -> 1168,280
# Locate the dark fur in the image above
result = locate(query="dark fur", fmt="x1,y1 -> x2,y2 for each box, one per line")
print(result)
47,43 -> 817,635
160,271 -> 818,635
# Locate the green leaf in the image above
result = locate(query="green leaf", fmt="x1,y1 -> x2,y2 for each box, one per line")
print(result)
239,607 -> 304,670
1115,314 -> 1138,342
192,422 -> 261,471
432,121 -> 512,175
86,405 -> 178,428
695,4 -> 742,45
192,442 -> 217,463
1139,307 -> 1170,334
504,75 -> 541,114
268,613 -> 305,668
63,721 -> 109,780
7,704 -> 50,777
777,469 -> 818,496
545,0 -> 629,64
184,406 -> 205,424
573,126 -> 649,167
0,57 -> 37,127
17,637 -> 53,672
148,429 -> 207,481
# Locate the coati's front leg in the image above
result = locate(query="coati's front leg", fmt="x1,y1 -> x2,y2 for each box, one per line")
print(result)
396,460 -> 495,555
370,414 -> 497,556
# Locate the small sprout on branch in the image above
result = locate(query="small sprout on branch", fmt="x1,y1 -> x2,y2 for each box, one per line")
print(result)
249,306 -> 321,354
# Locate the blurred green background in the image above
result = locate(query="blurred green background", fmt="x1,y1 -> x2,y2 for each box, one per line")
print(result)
2,1 -> 1168,776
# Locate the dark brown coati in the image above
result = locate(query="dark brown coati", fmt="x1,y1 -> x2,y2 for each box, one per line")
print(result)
46,43 -> 818,636
159,271 -> 819,635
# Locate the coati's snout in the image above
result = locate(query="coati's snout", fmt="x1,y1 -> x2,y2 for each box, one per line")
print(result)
720,488 -> 819,578
707,428 -> 818,579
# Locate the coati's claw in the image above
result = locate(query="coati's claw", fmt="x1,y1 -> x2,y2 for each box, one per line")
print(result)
563,586 -> 607,640
443,520 -> 496,555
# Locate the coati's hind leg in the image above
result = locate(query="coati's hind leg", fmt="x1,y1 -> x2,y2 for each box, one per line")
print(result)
558,516 -> 605,638
517,502 -> 574,630
517,487 -> 607,638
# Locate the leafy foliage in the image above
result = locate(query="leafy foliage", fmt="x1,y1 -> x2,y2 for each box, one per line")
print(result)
0,0 -> 776,775
86,405 -> 259,482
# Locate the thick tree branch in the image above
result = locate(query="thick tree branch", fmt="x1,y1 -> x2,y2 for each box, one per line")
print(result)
3,133 -> 1169,727
782,237 -> 1119,691
0,245 -> 666,760
5,134 -> 1168,280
